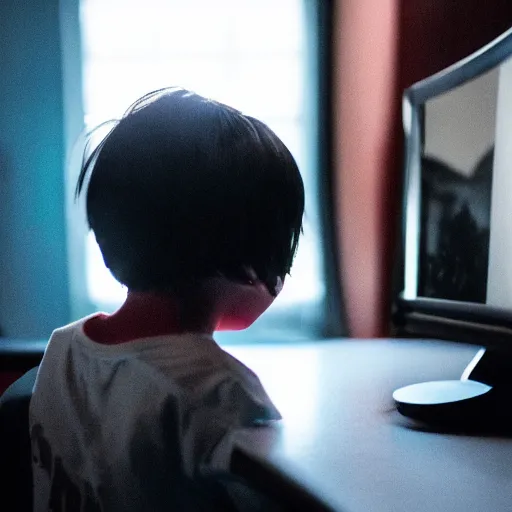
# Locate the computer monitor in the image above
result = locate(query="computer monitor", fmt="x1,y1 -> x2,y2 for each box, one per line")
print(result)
393,27 -> 512,428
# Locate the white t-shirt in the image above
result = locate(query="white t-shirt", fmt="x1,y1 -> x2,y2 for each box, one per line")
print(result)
29,316 -> 281,511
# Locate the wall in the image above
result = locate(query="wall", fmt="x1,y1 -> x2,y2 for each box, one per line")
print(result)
334,0 -> 512,337
333,0 -> 400,338
399,1 -> 512,90
0,0 -> 70,338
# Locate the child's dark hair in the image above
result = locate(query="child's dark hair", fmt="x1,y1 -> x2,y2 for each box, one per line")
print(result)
76,87 -> 304,296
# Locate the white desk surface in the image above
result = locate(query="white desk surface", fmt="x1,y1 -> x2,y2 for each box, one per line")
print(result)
225,339 -> 512,512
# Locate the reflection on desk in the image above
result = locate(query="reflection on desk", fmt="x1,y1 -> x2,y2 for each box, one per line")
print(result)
226,340 -> 512,512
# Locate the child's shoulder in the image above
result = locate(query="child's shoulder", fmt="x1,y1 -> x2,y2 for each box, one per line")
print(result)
42,314 -> 105,363
50,314 -> 98,339
210,350 -> 282,424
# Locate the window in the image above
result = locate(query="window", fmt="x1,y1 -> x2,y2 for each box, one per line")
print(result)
76,0 -> 330,339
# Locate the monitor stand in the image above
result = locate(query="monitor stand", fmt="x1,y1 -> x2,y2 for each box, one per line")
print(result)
393,348 -> 512,430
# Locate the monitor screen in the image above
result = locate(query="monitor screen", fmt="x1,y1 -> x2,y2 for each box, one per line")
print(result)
418,67 -> 497,304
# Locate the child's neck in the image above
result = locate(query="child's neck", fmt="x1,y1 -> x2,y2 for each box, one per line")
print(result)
83,290 -> 217,344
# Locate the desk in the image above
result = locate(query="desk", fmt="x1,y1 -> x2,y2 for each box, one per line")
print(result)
226,340 -> 512,512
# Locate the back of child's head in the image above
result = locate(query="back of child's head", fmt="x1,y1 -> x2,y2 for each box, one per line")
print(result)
77,87 -> 304,296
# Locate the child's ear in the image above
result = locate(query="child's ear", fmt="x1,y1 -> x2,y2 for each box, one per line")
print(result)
246,267 -> 284,297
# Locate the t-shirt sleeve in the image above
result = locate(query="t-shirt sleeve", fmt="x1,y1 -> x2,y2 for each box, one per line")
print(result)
178,376 -> 279,477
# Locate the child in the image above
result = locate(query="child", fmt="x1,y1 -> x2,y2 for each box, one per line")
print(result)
29,88 -> 304,510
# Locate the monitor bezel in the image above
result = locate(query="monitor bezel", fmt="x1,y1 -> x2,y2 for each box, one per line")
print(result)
395,27 -> 512,349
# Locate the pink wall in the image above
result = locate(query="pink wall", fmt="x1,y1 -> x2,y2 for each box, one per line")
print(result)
333,0 -> 401,337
